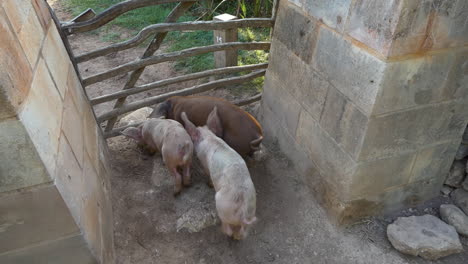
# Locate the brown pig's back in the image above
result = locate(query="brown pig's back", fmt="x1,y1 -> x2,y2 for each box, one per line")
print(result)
167,96 -> 262,156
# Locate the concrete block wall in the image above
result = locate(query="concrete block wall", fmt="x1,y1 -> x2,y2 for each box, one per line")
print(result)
261,0 -> 468,224
0,0 -> 114,262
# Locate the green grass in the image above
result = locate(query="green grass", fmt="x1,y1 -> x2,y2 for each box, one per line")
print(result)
62,0 -> 270,92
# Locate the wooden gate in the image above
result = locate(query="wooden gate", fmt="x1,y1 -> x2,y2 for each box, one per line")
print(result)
53,0 -> 278,139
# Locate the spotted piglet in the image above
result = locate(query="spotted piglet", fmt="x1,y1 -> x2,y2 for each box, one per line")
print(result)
122,118 -> 193,196
181,107 -> 257,239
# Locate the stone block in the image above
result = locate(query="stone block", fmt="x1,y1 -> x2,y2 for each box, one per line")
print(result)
98,130 -> 111,174
42,24 -> 72,99
374,51 -> 458,115
265,41 -> 293,88
312,27 -> 386,115
262,72 -> 301,137
67,67 -> 88,116
269,41 -> 330,121
31,0 -> 52,32
0,185 -> 79,253
346,0 -> 468,57
359,100 -> 468,161
19,59 -> 63,176
274,1 -> 319,63
0,119 -> 50,193
348,152 -> 416,200
61,94 -> 84,167
429,0 -> 468,50
319,87 -> 368,159
81,153 -> 102,260
55,133 -> 84,226
0,9 -> 33,111
2,0 -> 34,34
303,0 -> 352,32
295,109 -> 356,198
346,0 -> 407,57
449,48 -> 468,99
258,101 -> 279,141
97,166 -> 115,264
340,177 -> 444,224
84,106 -> 99,170
16,3 -> 44,66
0,90 -> 15,120
98,160 -> 112,204
411,141 -> 458,183
0,235 -> 97,264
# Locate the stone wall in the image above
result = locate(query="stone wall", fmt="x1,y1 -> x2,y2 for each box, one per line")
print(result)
0,0 -> 114,262
261,0 -> 468,224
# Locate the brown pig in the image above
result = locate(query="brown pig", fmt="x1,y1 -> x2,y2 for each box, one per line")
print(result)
122,118 -> 193,196
181,107 -> 257,240
151,96 -> 263,157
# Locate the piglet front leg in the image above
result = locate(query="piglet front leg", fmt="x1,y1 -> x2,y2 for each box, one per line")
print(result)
170,167 -> 183,196
182,164 -> 191,187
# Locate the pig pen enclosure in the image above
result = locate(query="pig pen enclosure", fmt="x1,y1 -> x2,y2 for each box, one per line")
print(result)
50,0 -> 467,263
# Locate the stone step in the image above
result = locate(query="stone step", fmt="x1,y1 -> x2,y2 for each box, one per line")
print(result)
0,235 -> 97,264
0,185 -> 80,254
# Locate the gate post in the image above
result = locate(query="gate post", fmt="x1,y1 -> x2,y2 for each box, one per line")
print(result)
213,14 -> 238,68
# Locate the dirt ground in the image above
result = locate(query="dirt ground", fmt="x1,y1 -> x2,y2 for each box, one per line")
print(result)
50,2 -> 467,263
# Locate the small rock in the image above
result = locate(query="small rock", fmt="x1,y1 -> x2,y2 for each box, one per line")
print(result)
451,189 -> 468,215
455,144 -> 468,160
118,107 -> 153,127
440,204 -> 468,237
387,214 -> 463,260
463,177 -> 468,192
444,160 -> 465,188
440,185 -> 454,196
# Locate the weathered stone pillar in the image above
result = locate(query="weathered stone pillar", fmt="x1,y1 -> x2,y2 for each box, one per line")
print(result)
261,0 -> 468,224
213,13 -> 238,68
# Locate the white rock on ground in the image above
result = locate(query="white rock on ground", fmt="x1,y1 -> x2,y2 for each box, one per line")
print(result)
451,188 -> 468,215
440,204 -> 468,237
444,160 -> 466,188
117,107 -> 153,127
386,214 -> 463,260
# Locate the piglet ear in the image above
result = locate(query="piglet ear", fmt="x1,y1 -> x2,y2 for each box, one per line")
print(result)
121,126 -> 142,142
181,112 -> 200,141
206,106 -> 223,137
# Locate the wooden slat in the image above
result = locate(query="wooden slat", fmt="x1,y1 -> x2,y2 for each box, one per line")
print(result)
91,63 -> 268,105
103,121 -> 144,139
104,1 -> 196,132
47,1 -> 82,83
82,42 -> 270,86
233,93 -> 262,106
103,92 -> 263,139
62,0 -> 196,35
97,69 -> 266,122
76,19 -> 274,63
